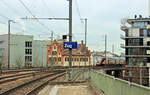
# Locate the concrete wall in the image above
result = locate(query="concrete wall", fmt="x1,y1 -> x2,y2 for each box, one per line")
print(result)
0,34 -> 48,68
0,34 -> 8,68
128,28 -> 139,37
90,70 -> 150,95
32,40 -> 47,67
10,34 -> 33,68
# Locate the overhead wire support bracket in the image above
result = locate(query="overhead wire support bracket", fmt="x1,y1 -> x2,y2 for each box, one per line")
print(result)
21,17 -> 69,20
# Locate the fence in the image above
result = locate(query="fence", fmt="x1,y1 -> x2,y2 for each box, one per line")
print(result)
67,68 -> 90,81
90,69 -> 150,95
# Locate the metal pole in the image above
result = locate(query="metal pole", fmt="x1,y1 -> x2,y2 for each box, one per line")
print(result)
105,35 -> 107,65
84,19 -> 87,66
69,0 -> 72,68
68,0 -> 72,80
112,44 -> 114,57
50,31 -> 53,66
8,20 -> 11,69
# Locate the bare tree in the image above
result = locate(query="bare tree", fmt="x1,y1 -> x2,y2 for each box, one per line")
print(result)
15,55 -> 23,69
0,53 -> 4,75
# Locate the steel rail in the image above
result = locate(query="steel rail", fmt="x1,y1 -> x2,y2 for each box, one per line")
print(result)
0,70 -> 65,95
25,72 -> 66,95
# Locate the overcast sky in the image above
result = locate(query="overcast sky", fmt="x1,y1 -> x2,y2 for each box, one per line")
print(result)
0,0 -> 149,54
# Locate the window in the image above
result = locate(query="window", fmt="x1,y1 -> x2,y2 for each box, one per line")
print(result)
125,30 -> 128,37
54,46 -> 56,49
25,49 -> 32,54
74,58 -> 76,61
52,51 -> 57,55
80,58 -> 83,61
58,57 -> 61,61
133,21 -> 148,28
25,41 -> 32,47
65,57 -> 69,61
25,56 -> 32,62
148,29 -> 150,37
147,41 -> 150,46
140,29 -> 144,36
0,41 -> 4,44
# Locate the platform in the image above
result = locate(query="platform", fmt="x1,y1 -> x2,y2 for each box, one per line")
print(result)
37,84 -> 103,95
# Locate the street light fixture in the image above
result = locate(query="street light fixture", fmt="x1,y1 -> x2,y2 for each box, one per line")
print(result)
8,20 -> 16,69
81,18 -> 87,66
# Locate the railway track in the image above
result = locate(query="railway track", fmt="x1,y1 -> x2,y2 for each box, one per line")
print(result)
0,71 -> 53,84
0,70 -> 66,95
1,68 -> 47,75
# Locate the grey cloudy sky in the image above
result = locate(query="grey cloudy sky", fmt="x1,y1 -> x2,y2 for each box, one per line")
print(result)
0,0 -> 149,54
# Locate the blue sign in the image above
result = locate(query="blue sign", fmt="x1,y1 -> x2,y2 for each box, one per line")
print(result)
63,42 -> 77,49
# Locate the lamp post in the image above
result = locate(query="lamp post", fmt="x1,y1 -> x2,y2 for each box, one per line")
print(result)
8,20 -> 15,69
81,18 -> 87,66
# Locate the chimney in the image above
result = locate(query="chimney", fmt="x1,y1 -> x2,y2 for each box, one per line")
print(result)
81,40 -> 84,45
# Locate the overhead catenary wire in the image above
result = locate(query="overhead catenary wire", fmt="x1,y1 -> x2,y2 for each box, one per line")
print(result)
1,0 -> 22,16
0,15 -> 43,36
18,0 -> 51,34
0,14 -> 11,20
0,0 -> 50,37
74,0 -> 84,24
40,0 -> 67,38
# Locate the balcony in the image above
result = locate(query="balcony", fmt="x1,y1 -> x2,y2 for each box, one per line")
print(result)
120,26 -> 129,31
120,35 -> 145,40
123,55 -> 150,57
121,44 -> 150,48
120,35 -> 125,40
120,44 -> 150,48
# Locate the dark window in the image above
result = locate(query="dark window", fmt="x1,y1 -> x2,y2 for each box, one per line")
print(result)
52,51 -> 57,55
140,29 -> 144,36
147,58 -> 150,62
147,41 -> 150,46
65,57 -> 68,61
80,58 -> 83,61
25,56 -> 32,62
25,49 -> 32,54
148,29 -> 150,37
25,41 -> 32,47
54,46 -> 56,49
125,30 -> 128,37
74,58 -> 76,61
58,57 -> 61,61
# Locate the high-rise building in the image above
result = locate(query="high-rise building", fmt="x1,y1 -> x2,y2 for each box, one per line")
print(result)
121,17 -> 150,66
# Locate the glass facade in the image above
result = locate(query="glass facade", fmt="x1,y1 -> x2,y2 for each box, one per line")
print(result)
126,39 -> 143,46
133,21 -> 148,28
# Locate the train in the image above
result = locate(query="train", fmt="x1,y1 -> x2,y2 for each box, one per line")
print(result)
96,56 -> 125,66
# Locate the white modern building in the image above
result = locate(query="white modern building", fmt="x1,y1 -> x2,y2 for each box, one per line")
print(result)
0,34 -> 48,69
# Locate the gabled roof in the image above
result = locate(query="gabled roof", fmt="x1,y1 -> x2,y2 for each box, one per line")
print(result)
48,40 -> 91,56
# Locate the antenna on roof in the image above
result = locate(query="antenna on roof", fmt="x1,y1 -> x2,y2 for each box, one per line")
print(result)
134,15 -> 137,19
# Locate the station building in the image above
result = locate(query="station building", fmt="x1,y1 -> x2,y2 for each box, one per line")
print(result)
47,40 -> 91,66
